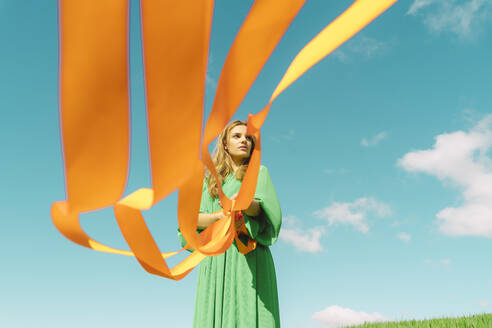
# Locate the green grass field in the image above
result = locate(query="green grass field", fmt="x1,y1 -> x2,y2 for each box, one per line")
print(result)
346,312 -> 492,328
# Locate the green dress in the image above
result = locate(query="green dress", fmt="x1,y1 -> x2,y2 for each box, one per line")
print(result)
178,165 -> 282,328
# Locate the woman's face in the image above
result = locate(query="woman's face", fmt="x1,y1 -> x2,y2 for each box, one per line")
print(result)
225,125 -> 252,162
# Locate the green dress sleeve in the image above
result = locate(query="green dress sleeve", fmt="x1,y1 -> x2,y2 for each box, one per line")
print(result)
243,165 -> 282,247
177,176 -> 210,251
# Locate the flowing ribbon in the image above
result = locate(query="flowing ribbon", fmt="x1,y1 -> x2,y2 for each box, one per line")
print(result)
52,0 -> 398,280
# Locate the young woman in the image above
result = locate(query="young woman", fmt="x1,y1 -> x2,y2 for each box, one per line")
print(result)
178,119 -> 282,327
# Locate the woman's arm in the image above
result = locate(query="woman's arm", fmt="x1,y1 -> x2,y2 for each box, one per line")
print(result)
223,193 -> 262,217
243,199 -> 261,217
197,212 -> 224,230
198,200 -> 260,230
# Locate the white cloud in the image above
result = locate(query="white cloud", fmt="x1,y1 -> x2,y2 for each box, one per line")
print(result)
271,128 -> 295,142
280,228 -> 324,253
312,305 -> 390,328
440,258 -> 451,265
206,55 -> 217,88
361,131 -> 388,147
478,300 -> 489,307
349,36 -> 386,57
424,258 -> 452,266
331,49 -> 350,63
397,232 -> 412,242
407,0 -> 492,40
332,36 -> 388,63
463,108 -> 484,124
279,215 -> 324,253
408,0 -> 439,15
206,73 -> 217,88
313,197 -> 392,234
397,114 -> 492,238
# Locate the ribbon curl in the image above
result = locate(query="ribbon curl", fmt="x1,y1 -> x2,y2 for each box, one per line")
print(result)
52,0 -> 398,280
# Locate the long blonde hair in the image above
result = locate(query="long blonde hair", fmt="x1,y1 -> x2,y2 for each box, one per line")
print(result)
205,120 -> 256,199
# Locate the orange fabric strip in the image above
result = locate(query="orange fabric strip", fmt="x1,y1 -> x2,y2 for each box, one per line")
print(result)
53,0 -> 132,254
248,0 -> 399,133
52,0 -> 398,280
187,0 -> 306,256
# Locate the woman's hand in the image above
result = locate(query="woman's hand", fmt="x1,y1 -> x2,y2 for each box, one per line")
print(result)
198,212 -> 225,229
215,211 -> 226,221
234,211 -> 245,230
218,192 -> 260,217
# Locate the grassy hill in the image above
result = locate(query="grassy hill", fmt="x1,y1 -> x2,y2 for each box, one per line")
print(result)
346,312 -> 492,327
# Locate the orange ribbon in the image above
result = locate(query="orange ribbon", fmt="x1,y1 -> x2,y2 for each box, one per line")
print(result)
52,0 -> 398,280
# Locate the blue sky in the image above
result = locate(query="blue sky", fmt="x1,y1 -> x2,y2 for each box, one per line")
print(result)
1,0 -> 492,327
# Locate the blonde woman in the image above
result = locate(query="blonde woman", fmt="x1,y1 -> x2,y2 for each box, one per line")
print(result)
178,119 -> 282,327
